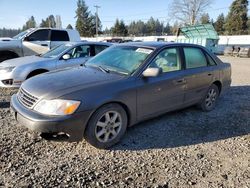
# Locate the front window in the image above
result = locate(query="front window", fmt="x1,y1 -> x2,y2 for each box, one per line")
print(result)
41,44 -> 73,58
149,48 -> 181,73
26,29 -> 49,41
66,45 -> 91,59
86,46 -> 153,75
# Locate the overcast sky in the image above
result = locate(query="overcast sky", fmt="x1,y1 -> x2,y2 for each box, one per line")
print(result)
0,0 -> 249,29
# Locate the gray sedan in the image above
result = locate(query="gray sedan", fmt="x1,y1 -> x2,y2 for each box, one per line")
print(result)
0,42 -> 111,88
11,42 -> 231,149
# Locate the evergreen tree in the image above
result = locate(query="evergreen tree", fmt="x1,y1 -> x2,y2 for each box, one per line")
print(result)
22,16 -> 36,30
90,15 -> 102,36
66,24 -> 73,29
225,0 -> 249,35
214,13 -> 225,35
40,15 -> 56,28
75,0 -> 92,37
200,13 -> 210,24
164,22 -> 172,35
111,19 -> 128,36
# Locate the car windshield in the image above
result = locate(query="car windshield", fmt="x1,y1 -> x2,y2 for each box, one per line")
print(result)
41,44 -> 73,58
86,46 -> 153,75
12,30 -> 30,39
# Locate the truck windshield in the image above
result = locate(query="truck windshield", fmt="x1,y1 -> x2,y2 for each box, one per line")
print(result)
41,44 -> 73,58
12,30 -> 30,40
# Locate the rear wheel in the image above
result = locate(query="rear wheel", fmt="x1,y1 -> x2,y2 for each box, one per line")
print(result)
199,84 -> 219,112
84,104 -> 127,149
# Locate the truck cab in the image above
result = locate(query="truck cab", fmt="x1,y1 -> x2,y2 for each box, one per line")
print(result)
0,28 -> 81,62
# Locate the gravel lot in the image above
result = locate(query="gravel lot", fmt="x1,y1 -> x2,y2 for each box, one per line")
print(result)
0,56 -> 249,188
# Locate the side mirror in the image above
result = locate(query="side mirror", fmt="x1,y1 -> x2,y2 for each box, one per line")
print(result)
62,54 -> 71,60
23,36 -> 29,41
142,67 -> 161,77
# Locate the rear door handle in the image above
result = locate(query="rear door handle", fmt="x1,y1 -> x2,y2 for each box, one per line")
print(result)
41,44 -> 48,46
208,73 -> 213,76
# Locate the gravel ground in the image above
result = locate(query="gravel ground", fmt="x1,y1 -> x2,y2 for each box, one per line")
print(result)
0,56 -> 249,188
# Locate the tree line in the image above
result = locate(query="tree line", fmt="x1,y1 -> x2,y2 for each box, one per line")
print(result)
0,0 -> 249,38
74,0 -> 250,36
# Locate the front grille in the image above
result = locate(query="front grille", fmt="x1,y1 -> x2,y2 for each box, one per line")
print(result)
18,87 -> 39,108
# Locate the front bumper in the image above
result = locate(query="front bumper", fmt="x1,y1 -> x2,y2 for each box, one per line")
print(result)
11,94 -> 92,141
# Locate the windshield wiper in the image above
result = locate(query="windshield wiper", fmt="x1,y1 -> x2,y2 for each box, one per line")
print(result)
97,65 -> 110,73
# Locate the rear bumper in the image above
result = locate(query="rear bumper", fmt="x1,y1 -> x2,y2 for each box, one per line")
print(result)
11,94 -> 92,141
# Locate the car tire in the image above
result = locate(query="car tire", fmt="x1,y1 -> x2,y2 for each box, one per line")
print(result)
199,84 -> 219,112
84,103 -> 128,149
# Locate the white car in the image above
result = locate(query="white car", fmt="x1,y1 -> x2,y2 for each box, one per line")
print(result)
0,42 -> 111,88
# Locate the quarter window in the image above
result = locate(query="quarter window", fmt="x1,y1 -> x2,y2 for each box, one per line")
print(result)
206,54 -> 217,66
184,48 -> 207,69
150,48 -> 181,73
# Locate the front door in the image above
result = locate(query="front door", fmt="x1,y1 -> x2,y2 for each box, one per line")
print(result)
136,47 -> 186,120
23,29 -> 50,56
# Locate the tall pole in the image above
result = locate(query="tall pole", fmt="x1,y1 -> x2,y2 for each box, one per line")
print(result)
94,5 -> 101,37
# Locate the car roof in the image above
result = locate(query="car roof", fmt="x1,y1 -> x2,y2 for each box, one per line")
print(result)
64,41 -> 113,47
117,41 -> 205,50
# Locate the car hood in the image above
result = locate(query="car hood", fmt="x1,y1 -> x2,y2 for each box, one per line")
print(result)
21,66 -> 124,99
0,56 -> 52,67
0,37 -> 13,41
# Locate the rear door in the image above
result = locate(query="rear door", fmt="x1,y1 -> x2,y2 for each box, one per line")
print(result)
136,47 -> 186,119
182,47 -> 218,105
57,44 -> 91,69
23,29 -> 50,56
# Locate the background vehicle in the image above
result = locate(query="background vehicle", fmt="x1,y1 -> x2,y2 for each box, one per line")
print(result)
11,42 -> 231,149
0,28 -> 81,62
239,47 -> 250,58
0,42 -> 111,87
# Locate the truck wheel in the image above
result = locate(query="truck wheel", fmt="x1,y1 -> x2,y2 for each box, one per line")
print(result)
199,84 -> 219,112
84,104 -> 128,149
0,51 -> 19,63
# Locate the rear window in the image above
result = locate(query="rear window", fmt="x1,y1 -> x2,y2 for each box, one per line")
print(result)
51,30 -> 69,41
94,45 -> 109,55
184,48 -> 207,69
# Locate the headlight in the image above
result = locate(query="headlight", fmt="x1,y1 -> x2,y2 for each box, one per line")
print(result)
34,99 -> 81,116
0,66 -> 15,73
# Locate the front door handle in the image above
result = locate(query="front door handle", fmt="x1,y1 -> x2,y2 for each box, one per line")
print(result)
174,78 -> 186,85
41,44 -> 48,47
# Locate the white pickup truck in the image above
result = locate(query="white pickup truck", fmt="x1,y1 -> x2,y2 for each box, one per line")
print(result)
0,28 -> 81,62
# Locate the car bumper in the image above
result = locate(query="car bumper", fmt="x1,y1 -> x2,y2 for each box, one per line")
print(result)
11,94 -> 92,141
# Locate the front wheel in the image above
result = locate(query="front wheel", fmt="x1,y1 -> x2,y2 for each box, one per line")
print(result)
84,104 -> 128,149
199,84 -> 219,112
